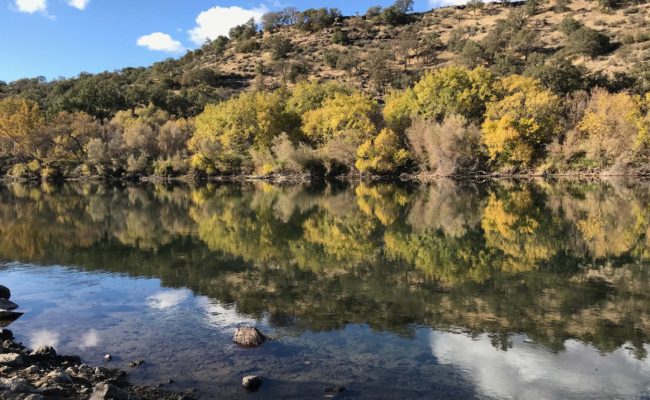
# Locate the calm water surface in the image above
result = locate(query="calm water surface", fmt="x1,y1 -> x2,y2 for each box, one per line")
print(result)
2,179 -> 650,399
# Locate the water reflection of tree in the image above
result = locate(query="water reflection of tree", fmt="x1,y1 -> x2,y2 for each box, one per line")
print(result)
2,179 -> 650,356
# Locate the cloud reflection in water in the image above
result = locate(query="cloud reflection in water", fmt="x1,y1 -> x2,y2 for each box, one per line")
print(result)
430,332 -> 650,399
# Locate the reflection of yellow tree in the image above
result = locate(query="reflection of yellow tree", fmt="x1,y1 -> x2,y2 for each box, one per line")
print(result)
548,181 -> 650,259
355,183 -> 409,226
481,186 -> 565,273
385,230 -> 498,283
301,211 -> 380,266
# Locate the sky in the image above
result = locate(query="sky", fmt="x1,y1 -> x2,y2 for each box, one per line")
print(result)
0,0 -> 458,83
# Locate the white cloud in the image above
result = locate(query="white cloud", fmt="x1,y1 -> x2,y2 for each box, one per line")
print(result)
79,329 -> 100,349
15,0 -> 47,14
67,0 -> 89,10
188,5 -> 267,46
147,289 -> 191,309
137,32 -> 185,53
430,332 -> 650,399
29,329 -> 60,349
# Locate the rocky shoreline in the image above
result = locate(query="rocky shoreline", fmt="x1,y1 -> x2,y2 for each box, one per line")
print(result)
0,283 -> 192,400
0,329 -> 194,400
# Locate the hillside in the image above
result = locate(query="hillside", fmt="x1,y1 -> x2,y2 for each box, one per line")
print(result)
209,0 -> 650,94
1,0 -> 650,181
2,0 -> 649,119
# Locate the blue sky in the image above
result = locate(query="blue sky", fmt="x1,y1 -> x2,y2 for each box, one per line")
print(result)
0,0 -> 448,83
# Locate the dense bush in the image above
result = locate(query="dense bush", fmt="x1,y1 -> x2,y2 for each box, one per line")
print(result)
406,116 -> 485,175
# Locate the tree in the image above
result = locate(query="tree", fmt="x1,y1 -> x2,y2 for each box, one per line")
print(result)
420,33 -> 443,64
190,90 -> 299,174
287,80 -> 351,115
295,8 -> 341,32
571,89 -> 642,167
482,75 -> 562,168
523,56 -> 588,94
229,18 -> 257,41
355,128 -> 410,174
265,36 -> 293,60
261,8 -> 299,32
560,18 -> 611,59
366,50 -> 396,94
566,27 -> 611,59
46,112 -> 101,168
466,0 -> 485,17
0,97 -> 45,165
412,66 -> 495,122
302,92 -> 381,145
383,89 -> 418,133
393,0 -> 414,13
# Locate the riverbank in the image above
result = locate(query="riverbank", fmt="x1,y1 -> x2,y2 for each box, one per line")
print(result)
0,329 -> 193,400
2,170 -> 650,185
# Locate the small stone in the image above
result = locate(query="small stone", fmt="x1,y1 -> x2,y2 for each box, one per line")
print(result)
104,354 -> 112,362
242,375 -> 263,391
0,298 -> 18,311
127,359 -> 144,368
89,383 -> 129,400
24,395 -> 45,400
233,326 -> 266,347
0,285 -> 10,300
324,385 -> 346,398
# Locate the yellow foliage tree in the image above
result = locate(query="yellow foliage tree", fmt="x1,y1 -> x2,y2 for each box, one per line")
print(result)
0,97 -> 45,163
412,65 -> 495,122
573,89 -> 643,167
383,88 -> 418,133
301,92 -> 381,145
355,129 -> 411,174
382,66 -> 494,134
287,80 -> 351,115
189,90 -> 299,173
482,75 -> 561,168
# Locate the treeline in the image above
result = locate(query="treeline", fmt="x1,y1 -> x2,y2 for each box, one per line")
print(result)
2,65 -> 650,179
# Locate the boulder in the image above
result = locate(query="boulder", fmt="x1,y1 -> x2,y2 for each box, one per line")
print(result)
46,369 -> 73,384
0,377 -> 37,394
31,346 -> 57,358
89,383 -> 129,400
0,329 -> 13,341
0,285 -> 9,300
233,326 -> 266,347
0,353 -> 27,367
242,375 -> 263,391
0,298 -> 18,311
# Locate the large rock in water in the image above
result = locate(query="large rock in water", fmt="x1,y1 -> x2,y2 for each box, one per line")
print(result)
0,298 -> 18,311
242,375 -> 263,391
0,285 -> 9,300
233,326 -> 266,347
